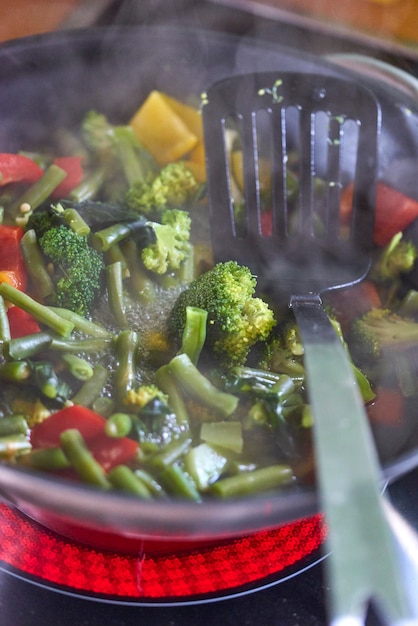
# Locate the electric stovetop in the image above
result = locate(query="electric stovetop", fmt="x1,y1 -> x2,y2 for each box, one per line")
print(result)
1,467 -> 416,626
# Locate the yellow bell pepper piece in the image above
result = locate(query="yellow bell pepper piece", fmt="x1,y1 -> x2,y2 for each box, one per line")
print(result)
130,91 -> 199,165
184,160 -> 206,184
184,141 -> 206,183
231,150 -> 271,193
159,93 -> 203,142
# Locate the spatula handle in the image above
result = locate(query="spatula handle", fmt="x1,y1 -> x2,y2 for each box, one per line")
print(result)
291,294 -> 418,625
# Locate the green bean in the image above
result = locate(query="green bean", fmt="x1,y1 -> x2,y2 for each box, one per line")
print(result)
105,413 -> 132,438
49,337 -> 112,353
4,331 -> 52,360
0,434 -> 31,457
17,446 -> 70,471
92,396 -> 115,417
71,364 -> 110,407
168,353 -> 239,418
113,330 -> 139,406
60,428 -> 110,488
107,465 -> 151,498
113,125 -> 148,186
233,366 -> 291,384
63,208 -> 90,236
209,464 -> 294,498
47,306 -> 113,338
0,283 -> 74,337
0,360 -> 32,383
69,164 -> 106,203
9,164 -> 67,214
147,433 -> 192,470
32,361 -> 66,400
61,353 -> 94,381
20,229 -> 54,298
0,415 -> 28,437
120,238 -> 155,304
157,462 -> 201,501
104,244 -> 129,278
134,468 -> 166,497
0,295 -> 10,341
175,243 -> 195,284
180,306 -> 207,365
154,364 -> 190,427
91,223 -> 132,253
106,261 -> 128,328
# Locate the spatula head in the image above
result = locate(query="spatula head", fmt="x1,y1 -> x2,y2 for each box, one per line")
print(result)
202,72 -> 381,298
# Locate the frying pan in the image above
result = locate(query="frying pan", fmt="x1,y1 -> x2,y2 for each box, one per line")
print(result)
0,26 -> 417,547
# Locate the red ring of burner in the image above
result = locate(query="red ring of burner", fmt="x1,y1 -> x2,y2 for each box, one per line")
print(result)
0,504 -> 326,601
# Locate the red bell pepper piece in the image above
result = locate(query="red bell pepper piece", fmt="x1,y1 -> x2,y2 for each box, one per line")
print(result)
50,156 -> 83,199
88,433 -> 139,473
260,210 -> 273,237
325,280 -> 382,336
0,225 -> 27,292
30,405 -> 139,473
30,405 -> 106,448
366,387 -> 404,427
373,184 -> 418,247
0,153 -> 43,186
7,306 -> 41,338
340,182 -> 418,247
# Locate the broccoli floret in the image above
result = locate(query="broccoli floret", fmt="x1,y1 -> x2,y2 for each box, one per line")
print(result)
262,311 -> 375,403
261,315 -> 306,380
12,397 -> 51,429
262,333 -> 306,380
281,319 -> 304,357
123,384 -> 169,412
169,261 -> 275,367
125,162 -> 200,215
39,224 -> 104,316
371,232 -> 418,284
26,205 -> 65,238
349,307 -> 418,362
141,209 -> 191,275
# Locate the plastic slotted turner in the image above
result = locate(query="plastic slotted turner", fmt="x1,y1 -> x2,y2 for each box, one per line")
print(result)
202,72 -> 418,625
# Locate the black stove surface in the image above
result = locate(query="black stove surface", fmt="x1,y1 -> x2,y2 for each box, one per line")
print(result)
0,561 -> 327,626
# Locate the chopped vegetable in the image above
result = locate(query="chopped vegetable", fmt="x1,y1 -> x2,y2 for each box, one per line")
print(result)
7,306 -> 41,338
169,260 -> 275,367
0,153 -> 43,186
141,209 -> 192,275
0,88 -> 415,504
38,222 -> 104,316
125,161 -> 200,216
130,90 -> 199,164
341,182 -> 418,247
50,156 -> 84,199
0,225 -> 27,292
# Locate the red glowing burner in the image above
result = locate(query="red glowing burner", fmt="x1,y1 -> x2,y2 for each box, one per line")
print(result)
0,504 -> 326,603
